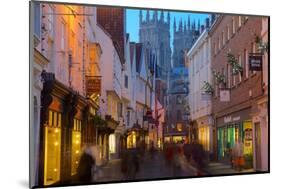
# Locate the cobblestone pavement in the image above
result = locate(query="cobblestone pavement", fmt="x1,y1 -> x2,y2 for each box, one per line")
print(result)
92,152 -> 256,183
94,151 -> 199,183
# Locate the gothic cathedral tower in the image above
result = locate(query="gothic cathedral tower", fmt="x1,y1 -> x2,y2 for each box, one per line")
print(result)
172,16 -> 200,68
139,10 -> 171,80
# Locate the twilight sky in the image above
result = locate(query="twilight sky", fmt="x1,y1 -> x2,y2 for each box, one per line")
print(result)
126,8 -> 210,49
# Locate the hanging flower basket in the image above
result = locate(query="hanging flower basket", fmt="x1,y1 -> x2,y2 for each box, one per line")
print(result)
255,35 -> 268,54
227,53 -> 243,75
202,81 -> 214,94
212,70 -> 226,85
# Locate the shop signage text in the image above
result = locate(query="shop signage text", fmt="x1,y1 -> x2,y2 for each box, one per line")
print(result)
86,76 -> 101,96
249,53 -> 263,71
224,116 -> 241,123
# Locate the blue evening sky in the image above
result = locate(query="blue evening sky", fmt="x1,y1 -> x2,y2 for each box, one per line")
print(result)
126,9 -> 210,49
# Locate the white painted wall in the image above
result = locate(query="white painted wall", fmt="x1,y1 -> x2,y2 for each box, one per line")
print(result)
187,30 -> 212,121
96,25 -> 122,119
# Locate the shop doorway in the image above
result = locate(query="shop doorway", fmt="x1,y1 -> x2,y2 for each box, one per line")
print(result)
255,122 -> 262,170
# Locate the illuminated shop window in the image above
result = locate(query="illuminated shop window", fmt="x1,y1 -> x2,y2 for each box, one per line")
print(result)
176,123 -> 183,132
44,110 -> 61,186
71,119 -> 82,176
109,134 -> 116,153
198,126 -> 210,151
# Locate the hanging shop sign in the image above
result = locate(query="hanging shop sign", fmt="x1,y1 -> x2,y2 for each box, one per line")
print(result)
220,89 -> 230,102
249,53 -> 263,71
86,76 -> 101,96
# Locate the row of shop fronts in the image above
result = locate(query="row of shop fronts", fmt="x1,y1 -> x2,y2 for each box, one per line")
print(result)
216,108 -> 253,168
190,103 -> 268,171
36,71 -> 162,186
37,72 -> 124,186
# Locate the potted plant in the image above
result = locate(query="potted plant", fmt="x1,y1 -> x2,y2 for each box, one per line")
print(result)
212,70 -> 226,86
255,35 -> 268,54
227,53 -> 243,75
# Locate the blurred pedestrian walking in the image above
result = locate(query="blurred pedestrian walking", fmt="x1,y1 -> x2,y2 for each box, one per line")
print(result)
191,141 -> 206,176
121,148 -> 140,180
232,140 -> 244,171
76,145 -> 96,183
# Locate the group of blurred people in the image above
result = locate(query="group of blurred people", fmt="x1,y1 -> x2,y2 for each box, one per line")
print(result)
74,140 -> 209,184
164,139 -> 207,176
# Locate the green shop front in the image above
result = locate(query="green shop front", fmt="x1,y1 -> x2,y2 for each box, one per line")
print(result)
216,108 -> 253,169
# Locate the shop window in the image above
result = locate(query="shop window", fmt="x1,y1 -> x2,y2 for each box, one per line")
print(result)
176,123 -> 183,132
71,119 -> 82,176
109,134 -> 116,153
199,126 -> 210,151
44,110 -> 61,186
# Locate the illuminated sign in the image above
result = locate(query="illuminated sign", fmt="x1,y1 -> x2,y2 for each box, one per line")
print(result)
86,76 -> 101,96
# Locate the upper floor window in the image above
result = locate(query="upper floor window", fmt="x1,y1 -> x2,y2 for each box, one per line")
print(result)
47,5 -> 54,38
251,43 -> 257,74
238,16 -> 242,27
232,17 -> 236,35
117,102 -> 123,117
61,20 -> 66,50
227,25 -> 230,41
218,37 -> 221,50
125,75 -> 128,88
244,49 -> 249,78
34,2 -> 41,38
222,31 -> 225,46
238,54 -> 242,82
227,64 -> 231,88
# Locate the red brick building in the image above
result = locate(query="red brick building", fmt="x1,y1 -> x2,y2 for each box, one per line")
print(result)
97,7 -> 126,64
209,15 -> 266,170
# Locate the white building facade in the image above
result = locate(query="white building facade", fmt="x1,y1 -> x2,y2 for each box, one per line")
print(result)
187,29 -> 214,156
